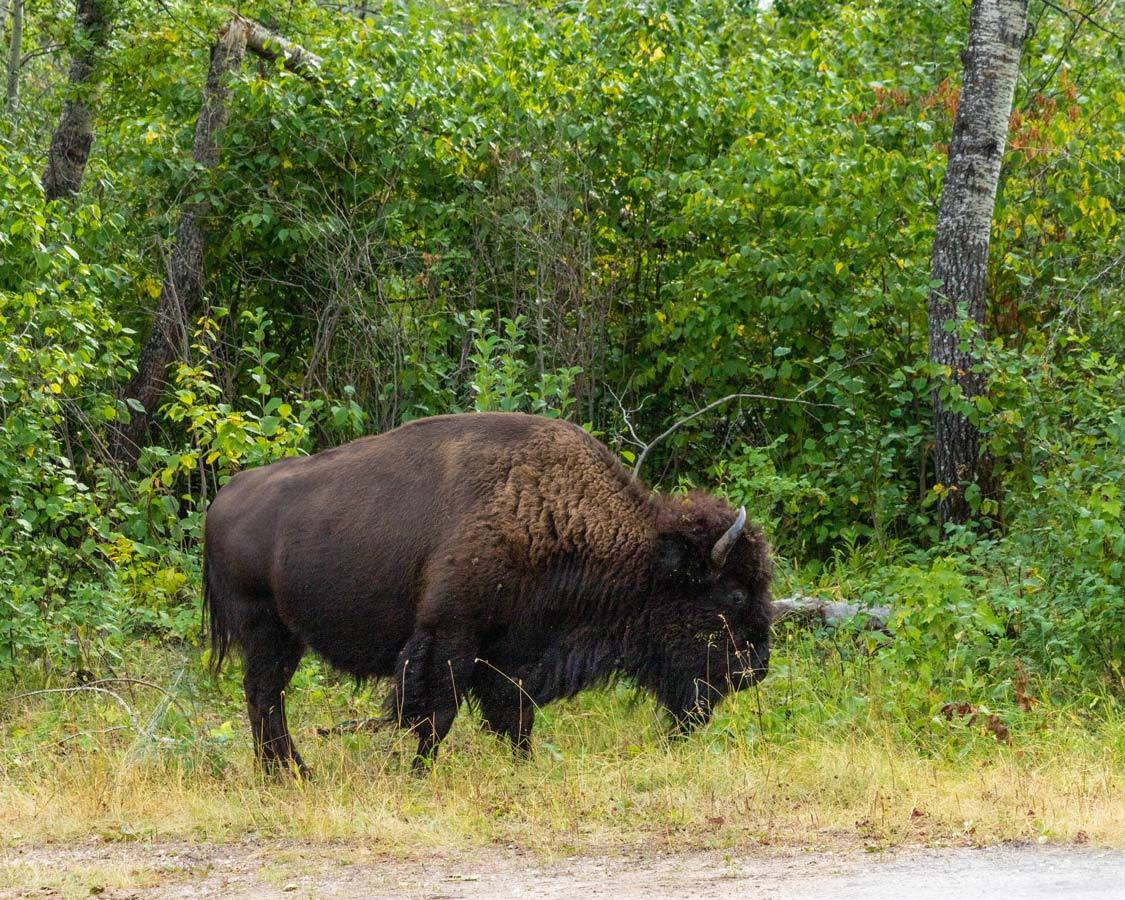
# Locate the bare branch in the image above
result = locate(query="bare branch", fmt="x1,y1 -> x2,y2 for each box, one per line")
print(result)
54,725 -> 131,746
318,717 -> 387,735
7,685 -> 138,729
119,663 -> 187,767
82,677 -> 188,716
20,42 -> 63,68
1040,0 -> 1122,41
632,391 -> 831,478
608,386 -> 650,450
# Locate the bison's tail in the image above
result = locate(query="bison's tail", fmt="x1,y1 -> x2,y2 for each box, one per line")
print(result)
202,547 -> 238,672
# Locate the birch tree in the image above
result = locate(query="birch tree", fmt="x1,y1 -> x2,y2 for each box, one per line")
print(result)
928,0 -> 1028,530
110,16 -> 321,465
3,0 -> 21,115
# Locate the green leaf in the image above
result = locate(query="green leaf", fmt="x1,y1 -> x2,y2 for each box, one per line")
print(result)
258,416 -> 281,436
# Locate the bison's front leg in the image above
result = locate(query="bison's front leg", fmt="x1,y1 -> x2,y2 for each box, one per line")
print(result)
472,666 -> 535,757
387,629 -> 478,770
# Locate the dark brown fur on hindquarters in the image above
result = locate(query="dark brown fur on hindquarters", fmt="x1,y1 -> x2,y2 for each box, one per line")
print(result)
202,412 -> 774,772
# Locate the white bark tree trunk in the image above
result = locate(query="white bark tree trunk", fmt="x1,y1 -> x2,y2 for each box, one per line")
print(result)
3,0 -> 22,114
928,0 -> 1027,530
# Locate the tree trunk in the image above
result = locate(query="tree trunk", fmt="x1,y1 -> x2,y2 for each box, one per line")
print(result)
928,0 -> 1027,531
4,0 -> 22,114
108,17 -> 321,465
108,20 -> 249,465
42,0 -> 112,202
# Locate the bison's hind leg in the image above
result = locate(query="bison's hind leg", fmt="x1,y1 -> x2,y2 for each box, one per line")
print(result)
386,629 -> 478,771
241,611 -> 308,777
472,667 -> 535,757
205,548 -> 308,776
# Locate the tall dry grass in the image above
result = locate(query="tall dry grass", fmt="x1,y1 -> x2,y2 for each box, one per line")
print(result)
1,641 -> 1121,853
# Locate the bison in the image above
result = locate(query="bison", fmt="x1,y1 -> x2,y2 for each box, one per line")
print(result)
203,412 -> 772,773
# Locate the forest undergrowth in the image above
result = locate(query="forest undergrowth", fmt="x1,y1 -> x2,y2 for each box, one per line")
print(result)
0,0 -> 1121,856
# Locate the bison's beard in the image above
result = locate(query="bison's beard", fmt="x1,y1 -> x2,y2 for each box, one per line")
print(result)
647,648 -> 770,735
647,669 -> 725,733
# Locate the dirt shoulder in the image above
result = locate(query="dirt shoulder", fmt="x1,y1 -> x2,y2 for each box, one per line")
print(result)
3,840 -> 1124,899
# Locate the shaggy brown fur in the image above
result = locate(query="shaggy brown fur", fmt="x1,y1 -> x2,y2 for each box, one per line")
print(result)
204,412 -> 773,772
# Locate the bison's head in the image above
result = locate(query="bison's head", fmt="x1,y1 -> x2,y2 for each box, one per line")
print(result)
639,492 -> 774,729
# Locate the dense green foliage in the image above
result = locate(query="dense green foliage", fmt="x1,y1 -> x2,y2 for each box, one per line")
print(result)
0,0 -> 1121,720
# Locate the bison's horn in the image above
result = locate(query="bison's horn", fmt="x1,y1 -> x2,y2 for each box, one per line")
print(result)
711,506 -> 747,569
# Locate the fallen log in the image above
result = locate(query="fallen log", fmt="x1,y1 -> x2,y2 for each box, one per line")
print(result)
772,594 -> 891,632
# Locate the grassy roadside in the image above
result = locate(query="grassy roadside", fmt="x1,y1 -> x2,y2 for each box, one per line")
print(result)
1,628 -> 1121,856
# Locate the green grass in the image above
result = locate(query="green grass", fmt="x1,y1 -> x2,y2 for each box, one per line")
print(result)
1,624 -> 1121,854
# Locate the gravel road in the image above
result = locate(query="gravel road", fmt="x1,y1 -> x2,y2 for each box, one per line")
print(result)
3,841 -> 1122,898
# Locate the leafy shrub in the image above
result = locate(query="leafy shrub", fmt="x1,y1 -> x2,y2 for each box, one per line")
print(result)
466,312 -> 582,418
0,0 -> 1120,703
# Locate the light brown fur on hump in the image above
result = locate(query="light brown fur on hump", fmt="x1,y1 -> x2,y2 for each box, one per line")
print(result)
487,421 -> 652,568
